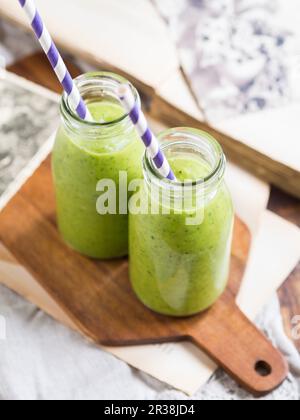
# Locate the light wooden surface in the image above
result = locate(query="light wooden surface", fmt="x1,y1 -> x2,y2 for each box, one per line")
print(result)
1,0 -> 300,198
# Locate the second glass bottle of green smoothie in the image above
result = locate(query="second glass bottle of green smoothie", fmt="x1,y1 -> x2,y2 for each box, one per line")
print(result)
129,128 -> 234,316
52,72 -> 143,259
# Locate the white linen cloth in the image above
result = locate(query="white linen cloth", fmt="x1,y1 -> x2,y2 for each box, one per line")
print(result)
0,285 -> 299,400
0,15 -> 299,400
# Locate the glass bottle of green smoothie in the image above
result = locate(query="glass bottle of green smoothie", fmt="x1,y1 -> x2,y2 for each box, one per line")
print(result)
52,72 -> 143,259
129,128 -> 234,316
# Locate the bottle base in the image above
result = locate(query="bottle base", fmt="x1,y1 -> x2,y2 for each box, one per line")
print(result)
132,287 -> 226,318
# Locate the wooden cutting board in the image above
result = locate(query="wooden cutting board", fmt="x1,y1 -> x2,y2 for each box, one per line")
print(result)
0,156 -> 288,396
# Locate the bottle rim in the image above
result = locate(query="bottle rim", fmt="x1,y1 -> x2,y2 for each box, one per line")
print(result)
60,71 -> 139,130
143,128 -> 226,195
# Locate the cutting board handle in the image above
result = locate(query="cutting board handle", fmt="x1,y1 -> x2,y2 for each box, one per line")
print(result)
189,301 -> 288,396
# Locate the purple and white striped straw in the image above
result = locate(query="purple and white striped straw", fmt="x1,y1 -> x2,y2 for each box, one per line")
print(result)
18,0 -> 92,122
118,84 -> 176,181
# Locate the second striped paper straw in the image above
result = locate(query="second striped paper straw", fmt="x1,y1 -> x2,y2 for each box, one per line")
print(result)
118,84 -> 176,181
18,0 -> 92,122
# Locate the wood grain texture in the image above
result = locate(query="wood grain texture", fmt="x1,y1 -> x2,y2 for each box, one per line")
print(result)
269,188 -> 300,351
2,54 -> 300,395
11,53 -> 300,354
0,54 -> 288,395
8,54 -> 81,93
0,155 -> 288,395
150,95 -> 300,199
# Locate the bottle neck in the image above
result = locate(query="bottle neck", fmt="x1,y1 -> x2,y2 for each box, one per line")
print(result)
60,72 -> 139,142
143,128 -> 226,207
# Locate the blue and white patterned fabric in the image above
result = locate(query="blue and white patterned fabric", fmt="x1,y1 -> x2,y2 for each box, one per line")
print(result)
153,0 -> 299,120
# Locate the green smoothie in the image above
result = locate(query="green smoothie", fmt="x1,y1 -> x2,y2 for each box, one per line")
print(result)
129,137 -> 234,316
52,100 -> 143,259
